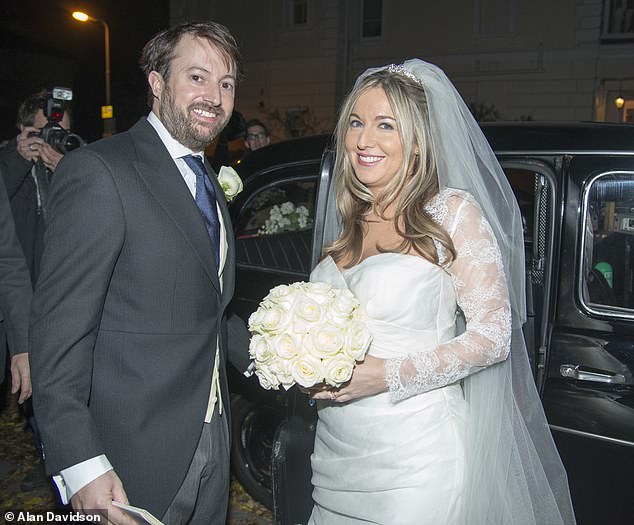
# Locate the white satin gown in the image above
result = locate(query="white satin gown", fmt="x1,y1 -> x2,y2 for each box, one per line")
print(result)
307,189 -> 512,525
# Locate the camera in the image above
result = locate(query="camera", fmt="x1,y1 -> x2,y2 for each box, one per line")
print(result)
28,87 -> 85,154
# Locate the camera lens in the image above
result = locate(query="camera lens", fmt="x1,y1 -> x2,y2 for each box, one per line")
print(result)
59,133 -> 85,153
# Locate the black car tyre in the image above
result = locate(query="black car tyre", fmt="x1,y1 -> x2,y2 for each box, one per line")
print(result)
230,393 -> 285,508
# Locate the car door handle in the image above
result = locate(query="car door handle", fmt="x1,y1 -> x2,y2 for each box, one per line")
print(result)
560,364 -> 626,384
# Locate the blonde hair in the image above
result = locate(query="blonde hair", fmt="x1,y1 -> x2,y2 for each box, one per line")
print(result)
326,69 -> 456,268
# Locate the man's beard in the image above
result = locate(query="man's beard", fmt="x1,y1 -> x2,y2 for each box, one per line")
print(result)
159,85 -> 230,151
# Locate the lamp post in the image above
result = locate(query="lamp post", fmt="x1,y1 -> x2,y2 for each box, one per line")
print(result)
72,11 -> 115,136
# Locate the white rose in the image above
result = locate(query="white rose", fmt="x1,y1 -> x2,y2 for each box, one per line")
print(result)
249,334 -> 273,363
304,281 -> 334,305
269,357 -> 295,390
291,353 -> 324,388
261,304 -> 290,334
271,333 -> 301,360
326,291 -> 359,327
218,166 -> 243,202
248,308 -> 267,333
265,284 -> 298,310
310,322 -> 345,358
322,354 -> 356,387
294,295 -> 323,323
343,320 -> 372,361
255,363 -> 281,390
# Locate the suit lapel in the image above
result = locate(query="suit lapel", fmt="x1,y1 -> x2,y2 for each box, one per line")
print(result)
130,119 -> 221,294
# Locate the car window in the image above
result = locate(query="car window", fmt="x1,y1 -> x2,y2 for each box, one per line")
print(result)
581,172 -> 634,312
236,180 -> 315,239
235,177 -> 317,274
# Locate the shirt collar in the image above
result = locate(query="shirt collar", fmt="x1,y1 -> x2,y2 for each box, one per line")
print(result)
146,110 -> 204,160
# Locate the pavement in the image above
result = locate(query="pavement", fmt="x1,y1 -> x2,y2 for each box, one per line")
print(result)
0,385 -> 273,525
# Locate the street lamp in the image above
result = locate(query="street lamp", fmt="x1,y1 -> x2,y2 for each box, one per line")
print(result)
72,11 -> 114,136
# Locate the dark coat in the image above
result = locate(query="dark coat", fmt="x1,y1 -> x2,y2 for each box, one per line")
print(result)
0,173 -> 32,381
0,138 -> 45,283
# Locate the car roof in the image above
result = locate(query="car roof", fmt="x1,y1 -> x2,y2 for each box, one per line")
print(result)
235,134 -> 330,180
481,122 -> 634,154
235,122 -> 634,180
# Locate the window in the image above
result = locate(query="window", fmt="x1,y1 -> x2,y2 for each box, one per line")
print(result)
502,164 -> 555,375
292,0 -> 308,25
362,0 -> 382,38
235,177 -> 317,274
580,173 -> 634,312
474,0 -> 516,36
603,0 -> 634,39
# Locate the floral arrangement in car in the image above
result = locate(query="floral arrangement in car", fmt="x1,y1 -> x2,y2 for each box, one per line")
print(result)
247,282 -> 372,390
258,201 -> 313,235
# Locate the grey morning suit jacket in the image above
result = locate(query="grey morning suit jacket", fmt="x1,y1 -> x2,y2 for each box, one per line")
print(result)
30,118 -> 250,516
0,173 -> 32,381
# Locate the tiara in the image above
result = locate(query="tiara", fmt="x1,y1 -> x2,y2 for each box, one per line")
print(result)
386,64 -> 424,86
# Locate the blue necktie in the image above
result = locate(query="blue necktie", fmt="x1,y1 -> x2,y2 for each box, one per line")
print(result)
182,154 -> 221,266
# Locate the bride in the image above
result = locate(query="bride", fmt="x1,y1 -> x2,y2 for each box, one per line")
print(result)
307,60 -> 576,524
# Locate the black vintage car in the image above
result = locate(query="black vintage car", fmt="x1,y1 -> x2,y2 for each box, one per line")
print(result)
227,123 -> 634,525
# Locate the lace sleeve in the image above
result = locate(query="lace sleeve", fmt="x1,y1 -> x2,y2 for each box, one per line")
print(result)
385,192 -> 512,402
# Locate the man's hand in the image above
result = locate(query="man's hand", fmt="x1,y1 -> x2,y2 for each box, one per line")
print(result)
16,126 -> 44,163
310,354 -> 387,403
39,143 -> 64,171
71,471 -> 136,525
10,352 -> 32,403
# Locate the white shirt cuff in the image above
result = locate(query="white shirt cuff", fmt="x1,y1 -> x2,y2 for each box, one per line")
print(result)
53,455 -> 113,504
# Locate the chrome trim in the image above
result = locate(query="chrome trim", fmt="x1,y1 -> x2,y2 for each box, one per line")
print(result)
311,147 -> 335,269
577,170 -> 634,320
549,425 -> 634,448
559,364 -> 626,384
494,149 -> 634,157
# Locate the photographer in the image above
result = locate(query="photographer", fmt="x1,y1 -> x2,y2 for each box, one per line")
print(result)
0,88 -> 81,282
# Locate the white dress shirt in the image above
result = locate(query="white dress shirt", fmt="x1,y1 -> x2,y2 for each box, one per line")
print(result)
54,111 -> 228,503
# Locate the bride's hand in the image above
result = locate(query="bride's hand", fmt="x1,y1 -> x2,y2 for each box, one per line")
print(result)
310,355 -> 387,403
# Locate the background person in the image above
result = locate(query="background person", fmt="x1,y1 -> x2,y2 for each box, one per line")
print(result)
0,89 -> 72,283
30,21 -> 250,525
244,118 -> 270,152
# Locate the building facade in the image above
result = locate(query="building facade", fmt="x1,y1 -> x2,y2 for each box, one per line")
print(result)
171,0 -> 634,139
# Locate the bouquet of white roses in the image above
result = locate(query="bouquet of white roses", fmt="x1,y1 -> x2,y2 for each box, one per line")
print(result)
248,281 -> 372,390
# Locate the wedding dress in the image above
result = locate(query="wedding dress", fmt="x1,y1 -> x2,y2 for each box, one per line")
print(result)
308,188 -> 510,525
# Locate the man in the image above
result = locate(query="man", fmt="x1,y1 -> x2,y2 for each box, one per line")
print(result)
0,90 -> 71,282
244,119 -> 271,152
0,174 -> 32,402
30,22 -> 250,524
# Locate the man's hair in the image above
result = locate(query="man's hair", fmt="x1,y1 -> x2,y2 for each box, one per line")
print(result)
245,119 -> 270,136
16,89 -> 72,128
139,21 -> 243,106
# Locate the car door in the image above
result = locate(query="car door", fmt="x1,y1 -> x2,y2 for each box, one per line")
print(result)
228,162 -> 320,508
542,155 -> 634,525
270,151 -> 333,525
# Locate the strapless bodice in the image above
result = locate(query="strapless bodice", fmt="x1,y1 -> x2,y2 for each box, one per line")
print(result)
311,253 -> 458,359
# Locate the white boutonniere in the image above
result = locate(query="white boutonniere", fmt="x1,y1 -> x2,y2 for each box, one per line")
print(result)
218,166 -> 243,202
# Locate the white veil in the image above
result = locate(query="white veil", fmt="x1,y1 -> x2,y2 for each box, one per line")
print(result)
320,59 -> 576,524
